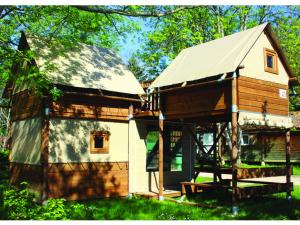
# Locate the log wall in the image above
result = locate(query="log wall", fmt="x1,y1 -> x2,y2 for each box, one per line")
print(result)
47,162 -> 128,200
11,90 -> 42,121
163,82 -> 231,120
237,76 -> 289,116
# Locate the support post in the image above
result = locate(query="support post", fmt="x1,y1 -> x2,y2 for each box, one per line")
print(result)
261,136 -> 266,166
217,123 -> 224,166
41,98 -> 50,203
213,123 -> 217,183
159,110 -> 164,200
231,73 -> 238,215
285,128 -> 291,200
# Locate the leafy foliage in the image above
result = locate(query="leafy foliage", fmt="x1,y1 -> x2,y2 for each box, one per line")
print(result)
137,6 -> 300,80
3,182 -> 36,219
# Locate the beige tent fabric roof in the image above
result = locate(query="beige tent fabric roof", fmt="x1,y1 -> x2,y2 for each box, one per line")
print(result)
25,34 -> 145,95
150,23 -> 268,89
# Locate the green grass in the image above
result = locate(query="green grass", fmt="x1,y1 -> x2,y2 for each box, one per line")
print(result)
64,186 -> 300,220
293,165 -> 300,175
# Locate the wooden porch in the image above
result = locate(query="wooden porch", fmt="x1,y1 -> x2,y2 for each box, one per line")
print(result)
133,72 -> 293,212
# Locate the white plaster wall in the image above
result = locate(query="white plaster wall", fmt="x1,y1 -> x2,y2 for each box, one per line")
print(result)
11,117 -> 41,165
239,32 -> 289,85
48,119 -> 129,163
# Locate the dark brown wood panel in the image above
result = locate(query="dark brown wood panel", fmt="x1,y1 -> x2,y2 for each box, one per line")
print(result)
238,76 -> 289,116
51,102 -> 129,121
236,183 -> 292,200
164,82 -> 231,119
11,90 -> 42,121
238,76 -> 288,89
47,162 -> 128,200
236,167 -> 287,179
9,163 -> 43,194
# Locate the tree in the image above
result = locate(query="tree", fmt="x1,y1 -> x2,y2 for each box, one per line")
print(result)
127,54 -> 146,81
136,6 -> 300,84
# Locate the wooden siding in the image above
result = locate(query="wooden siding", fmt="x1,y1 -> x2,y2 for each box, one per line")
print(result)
50,94 -> 132,121
9,163 -> 43,194
237,76 -> 289,116
163,82 -> 231,119
11,90 -> 42,121
224,132 -> 300,163
47,162 -> 128,200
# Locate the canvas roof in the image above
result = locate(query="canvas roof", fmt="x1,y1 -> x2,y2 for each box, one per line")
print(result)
150,23 -> 293,89
23,33 -> 145,95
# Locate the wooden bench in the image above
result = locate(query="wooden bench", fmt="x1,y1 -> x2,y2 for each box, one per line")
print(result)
181,181 -> 231,195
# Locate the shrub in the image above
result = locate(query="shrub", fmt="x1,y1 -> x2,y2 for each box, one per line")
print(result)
0,148 -> 9,180
3,182 -> 37,219
68,202 -> 88,220
39,198 -> 69,220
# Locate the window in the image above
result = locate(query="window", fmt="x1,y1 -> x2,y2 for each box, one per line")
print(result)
264,48 -> 278,74
242,134 -> 249,146
90,131 -> 110,154
202,133 -> 214,146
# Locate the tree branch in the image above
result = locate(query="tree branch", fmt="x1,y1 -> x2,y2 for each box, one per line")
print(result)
74,5 -> 199,18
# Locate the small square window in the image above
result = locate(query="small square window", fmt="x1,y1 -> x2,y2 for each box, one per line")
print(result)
90,131 -> 109,154
264,48 -> 278,74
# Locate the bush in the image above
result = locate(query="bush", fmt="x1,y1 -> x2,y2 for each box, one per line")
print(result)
0,148 -> 9,180
2,181 -> 72,220
38,198 -> 69,220
68,202 -> 88,220
3,182 -> 37,219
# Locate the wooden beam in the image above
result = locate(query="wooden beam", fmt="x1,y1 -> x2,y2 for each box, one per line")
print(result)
213,123 -> 217,183
207,122 -> 228,155
286,128 -> 292,197
185,125 -> 208,156
63,91 -> 142,102
218,123 -> 224,165
152,77 -> 234,95
41,101 -> 50,202
231,74 -> 238,209
158,109 -> 164,199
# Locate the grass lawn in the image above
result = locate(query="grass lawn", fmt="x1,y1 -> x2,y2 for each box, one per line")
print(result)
293,165 -> 300,175
66,185 -> 300,220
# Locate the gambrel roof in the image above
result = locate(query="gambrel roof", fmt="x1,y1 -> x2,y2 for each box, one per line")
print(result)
150,23 -> 294,89
22,32 -> 145,95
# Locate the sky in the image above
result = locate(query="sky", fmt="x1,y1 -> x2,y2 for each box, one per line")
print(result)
118,17 -> 152,63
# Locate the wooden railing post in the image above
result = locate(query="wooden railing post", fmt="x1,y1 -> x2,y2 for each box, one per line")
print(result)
231,72 -> 239,215
285,128 -> 292,200
158,109 -> 164,200
213,123 -> 217,183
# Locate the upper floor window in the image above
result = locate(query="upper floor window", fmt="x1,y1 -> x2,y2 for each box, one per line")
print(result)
264,48 -> 278,74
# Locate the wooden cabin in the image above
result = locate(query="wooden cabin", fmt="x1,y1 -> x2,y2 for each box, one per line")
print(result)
4,32 -> 148,201
4,23 -> 297,206
136,23 -> 297,207
4,32 -> 195,201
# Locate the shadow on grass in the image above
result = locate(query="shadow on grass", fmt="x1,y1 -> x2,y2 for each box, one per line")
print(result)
183,186 -> 300,220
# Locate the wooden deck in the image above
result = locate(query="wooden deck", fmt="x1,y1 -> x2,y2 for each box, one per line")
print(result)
133,190 -> 182,199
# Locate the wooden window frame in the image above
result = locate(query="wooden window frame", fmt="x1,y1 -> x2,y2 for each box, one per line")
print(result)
264,48 -> 278,74
90,131 -> 110,154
